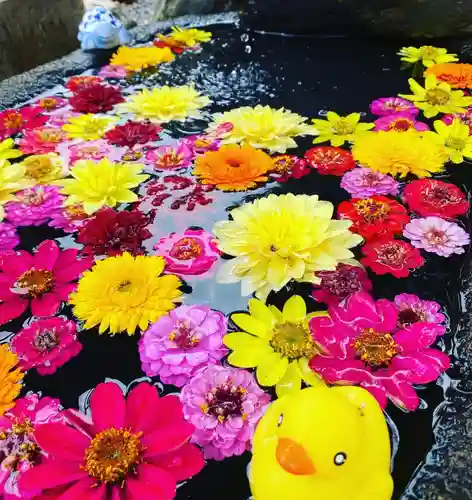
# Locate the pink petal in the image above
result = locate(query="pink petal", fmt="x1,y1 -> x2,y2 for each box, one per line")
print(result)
0,298 -> 27,325
56,478 -> 106,500
361,382 -> 388,409
0,251 -> 33,276
150,443 -> 205,481
54,254 -> 93,283
309,356 -> 371,385
34,240 -> 60,271
309,315 -> 356,359
90,382 -> 125,432
34,423 -> 90,461
31,292 -> 62,317
125,383 -> 162,434
394,323 -> 440,352
390,350 -> 450,384
383,378 -> 420,411
125,464 -> 176,500
63,409 -> 95,439
142,422 -> 195,457
54,283 -> 77,302
153,395 -> 185,428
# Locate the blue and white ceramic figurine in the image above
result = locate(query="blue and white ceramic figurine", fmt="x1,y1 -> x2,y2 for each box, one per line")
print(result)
78,6 -> 132,51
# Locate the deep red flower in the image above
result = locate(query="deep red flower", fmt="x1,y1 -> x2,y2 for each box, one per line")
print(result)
65,75 -> 103,92
104,120 -> 162,148
403,179 -> 470,219
361,238 -> 424,278
69,84 -> 124,114
0,107 -> 47,140
304,146 -> 356,176
153,38 -> 186,54
77,208 -> 153,257
270,155 -> 311,182
338,195 -> 410,241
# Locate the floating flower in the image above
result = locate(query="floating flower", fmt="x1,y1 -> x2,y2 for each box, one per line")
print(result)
61,158 -> 148,214
394,293 -> 446,337
311,112 -> 374,146
167,26 -> 212,47
207,105 -> 313,153
154,35 -> 188,53
0,223 -> 19,252
0,345 -> 23,415
0,107 -> 47,140
304,146 -> 356,176
69,84 -> 124,114
269,154 -> 311,182
5,185 -> 64,227
35,96 -> 68,112
340,167 -> 399,198
146,143 -> 194,171
66,139 -> 122,166
337,195 -> 410,240
11,317 -> 82,375
361,238 -> 424,278
352,131 -> 447,178
65,75 -> 103,92
139,305 -> 227,387
312,263 -> 373,306
46,110 -> 80,128
425,63 -> 472,89
48,204 -> 89,234
181,134 -> 220,155
214,193 -> 362,299
70,253 -> 182,335
194,144 -> 272,191
104,120 -> 162,148
20,382 -> 204,499
403,179 -> 470,218
370,97 -> 419,117
403,216 -> 470,256
374,113 -> 429,132
19,154 -> 67,185
181,365 -> 270,460
309,292 -> 450,411
0,161 -> 32,219
426,118 -> 472,163
154,228 -> 220,276
98,64 -> 128,79
62,114 -> 117,141
120,86 -> 210,122
398,45 -> 458,67
19,127 -> 66,155
110,46 -> 175,72
0,139 -> 22,162
442,108 -> 472,133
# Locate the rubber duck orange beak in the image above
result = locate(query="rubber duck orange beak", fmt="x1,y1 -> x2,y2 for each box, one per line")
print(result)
276,437 -> 316,476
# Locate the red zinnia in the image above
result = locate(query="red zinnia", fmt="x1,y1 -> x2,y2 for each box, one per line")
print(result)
0,107 -> 47,140
104,120 -> 162,148
66,75 -> 103,92
338,195 -> 410,241
304,146 -> 356,176
270,155 -> 311,182
153,38 -> 186,54
69,84 -> 124,114
403,179 -> 470,219
361,238 -> 424,278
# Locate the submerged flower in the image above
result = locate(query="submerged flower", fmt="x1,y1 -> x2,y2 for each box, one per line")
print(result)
146,143 -> 194,171
374,113 -> 429,132
370,97 -> 419,117
0,107 -> 47,140
65,139 -> 122,166
70,253 -> 182,335
168,26 -> 212,47
309,292 -> 450,411
154,228 -> 220,276
19,154 -> 67,185
0,345 -> 23,415
311,112 -> 374,146
398,45 -> 458,67
0,139 -> 22,162
403,216 -> 469,256
394,293 -> 446,336
304,146 -> 356,176
207,105 -> 313,153
425,63 -> 472,89
426,118 -> 472,163
110,46 -> 175,72
181,365 -> 270,460
0,222 -> 19,252
340,167 -> 399,198
69,84 -> 124,114
139,305 -> 227,387
66,75 -> 103,92
11,317 -> 82,375
62,114 -> 117,141
104,120 -> 162,148
19,127 -> 66,155
214,193 -> 362,299
20,382 -> 204,499
0,161 -> 32,218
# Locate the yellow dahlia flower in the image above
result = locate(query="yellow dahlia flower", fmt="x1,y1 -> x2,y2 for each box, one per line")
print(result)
311,112 -> 374,146
225,295 -> 326,397
119,86 -> 211,123
398,45 -> 458,67
0,160 -> 31,220
20,153 -> 67,184
352,131 -> 448,178
61,158 -> 149,214
0,139 -> 22,161
399,75 -> 472,118
70,253 -> 182,335
0,344 -> 24,416
62,114 -> 118,141
206,105 -> 314,153
426,118 -> 472,164
169,26 -> 212,46
110,46 -> 175,72
213,193 -> 363,299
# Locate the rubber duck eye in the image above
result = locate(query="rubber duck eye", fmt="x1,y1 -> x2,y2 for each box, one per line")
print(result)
334,452 -> 347,466
277,414 -> 284,427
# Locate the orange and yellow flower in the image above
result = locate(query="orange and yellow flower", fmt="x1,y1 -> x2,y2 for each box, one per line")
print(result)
0,344 -> 24,416
425,63 -> 472,89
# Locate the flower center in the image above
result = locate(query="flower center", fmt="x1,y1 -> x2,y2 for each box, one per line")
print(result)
272,155 -> 295,173
227,158 -> 243,169
156,152 -> 183,169
426,88 -> 450,105
201,381 -> 246,421
39,98 -> 58,110
0,419 -> 39,471
76,146 -> 101,159
36,129 -> 62,143
84,428 -> 143,484
33,330 -> 59,352
384,100 -> 409,112
122,151 -> 143,162
388,118 -> 414,131
445,136 -> 466,150
333,119 -> 355,135
194,138 -> 212,148
15,269 -> 54,297
168,319 -> 200,349
3,112 -> 23,130
397,308 -> 425,328
117,280 -> 133,292
353,328 -> 399,366
376,242 -> 406,266
24,158 -> 54,179
353,199 -> 389,222
21,189 -> 45,206
361,171 -> 382,186
269,322 -> 319,360
426,229 -> 448,245
317,267 -> 363,300
170,237 -> 202,260
425,185 -> 460,206
420,46 -> 439,58
66,205 -> 88,220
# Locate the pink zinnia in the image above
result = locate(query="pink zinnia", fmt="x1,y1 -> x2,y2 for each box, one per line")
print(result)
374,113 -> 429,132
59,139 -> 124,166
340,167 -> 399,198
309,292 -> 450,411
139,305 -> 228,387
0,239 -> 93,323
20,382 -> 204,499
181,365 -> 271,460
370,97 -> 419,117
45,111 -> 80,128
154,228 -> 221,276
34,97 -> 69,113
0,223 -> 19,252
403,216 -> 470,257
98,65 -> 128,79
11,317 -> 82,375
181,134 -> 220,154
48,204 -> 89,233
0,107 -> 47,140
442,108 -> 472,133
19,128 -> 67,155
146,143 -> 194,171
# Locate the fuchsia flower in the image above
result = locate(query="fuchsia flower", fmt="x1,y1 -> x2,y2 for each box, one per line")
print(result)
181,365 -> 271,460
19,128 -> 67,155
309,292 -> 450,411
59,140 -> 124,166
442,108 -> 472,133
11,317 -> 82,375
340,167 -> 399,198
20,382 -> 204,499
0,107 -> 47,140
154,228 -> 221,276
146,143 -> 194,171
0,240 -> 93,323
374,113 -> 429,132
370,97 -> 419,117
0,223 -> 19,252
181,134 -> 220,154
139,305 -> 228,387
48,204 -> 89,233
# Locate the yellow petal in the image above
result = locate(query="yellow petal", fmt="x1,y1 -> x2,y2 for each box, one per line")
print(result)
248,298 -> 277,328
231,313 -> 269,337
275,361 -> 302,398
297,357 -> 326,387
282,295 -> 307,323
256,352 -> 289,387
225,332 -> 271,368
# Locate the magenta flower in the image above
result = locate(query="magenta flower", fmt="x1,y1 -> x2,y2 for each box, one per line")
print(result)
181,365 -> 271,460
181,134 -> 220,154
146,143 -> 194,171
5,186 -> 64,227
154,228 -> 221,276
11,317 -> 82,375
0,223 -> 19,252
340,167 -> 400,198
98,64 -> 128,78
0,240 -> 93,324
309,292 -> 450,411
374,113 -> 429,132
58,139 -> 124,166
45,111 -> 80,128
139,305 -> 228,387
48,205 -> 89,233
370,97 -> 419,117
403,216 -> 470,257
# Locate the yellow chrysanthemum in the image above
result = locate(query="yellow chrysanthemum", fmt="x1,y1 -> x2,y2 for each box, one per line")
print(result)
399,75 -> 472,118
119,85 -> 211,123
206,105 -> 314,153
398,45 -> 458,67
0,139 -> 22,161
70,253 -> 182,335
426,118 -> 472,164
62,114 -> 118,141
352,131 -> 448,178
60,158 -> 149,214
214,193 -> 363,300
225,295 -> 326,397
19,153 -> 67,184
0,344 -> 24,416
0,160 -> 31,220
311,112 -> 374,147
168,26 -> 212,47
110,46 -> 175,72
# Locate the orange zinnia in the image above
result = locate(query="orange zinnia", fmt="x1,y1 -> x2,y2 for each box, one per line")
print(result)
425,63 -> 472,89
194,144 -> 273,191
0,344 -> 24,416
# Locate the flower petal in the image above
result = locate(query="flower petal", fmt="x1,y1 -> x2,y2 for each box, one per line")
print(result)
309,356 -> 371,385
19,460 -> 87,493
125,383 -> 162,434
34,423 -> 90,461
281,295 -> 307,323
231,313 -> 269,338
125,464 -> 176,500
141,421 -> 194,457
58,478 -> 106,500
394,323 -> 440,351
31,292 -> 62,317
256,351 -> 289,387
34,240 -> 60,271
0,298 -> 27,325
383,378 -> 419,411
275,360 -> 302,398
150,443 -> 205,481
90,382 -> 126,432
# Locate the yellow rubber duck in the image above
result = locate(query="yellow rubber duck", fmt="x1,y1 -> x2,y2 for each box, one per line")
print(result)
251,385 -> 393,500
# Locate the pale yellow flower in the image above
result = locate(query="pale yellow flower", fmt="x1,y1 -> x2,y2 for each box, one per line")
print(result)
398,46 -> 458,67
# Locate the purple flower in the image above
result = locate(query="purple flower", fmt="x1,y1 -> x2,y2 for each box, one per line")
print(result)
403,216 -> 470,257
340,167 -> 400,198
180,365 -> 271,460
0,223 -> 19,251
370,97 -> 419,117
139,305 -> 228,387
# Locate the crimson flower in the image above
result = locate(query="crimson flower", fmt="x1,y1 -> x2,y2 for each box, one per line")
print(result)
269,155 -> 311,182
0,107 -> 47,140
104,120 -> 162,148
304,146 -> 356,175
65,75 -> 103,92
153,39 -> 186,54
69,84 -> 124,114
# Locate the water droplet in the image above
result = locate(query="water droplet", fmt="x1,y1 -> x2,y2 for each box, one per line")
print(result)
318,109 -> 329,116
240,33 -> 249,42
245,45 -> 252,54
